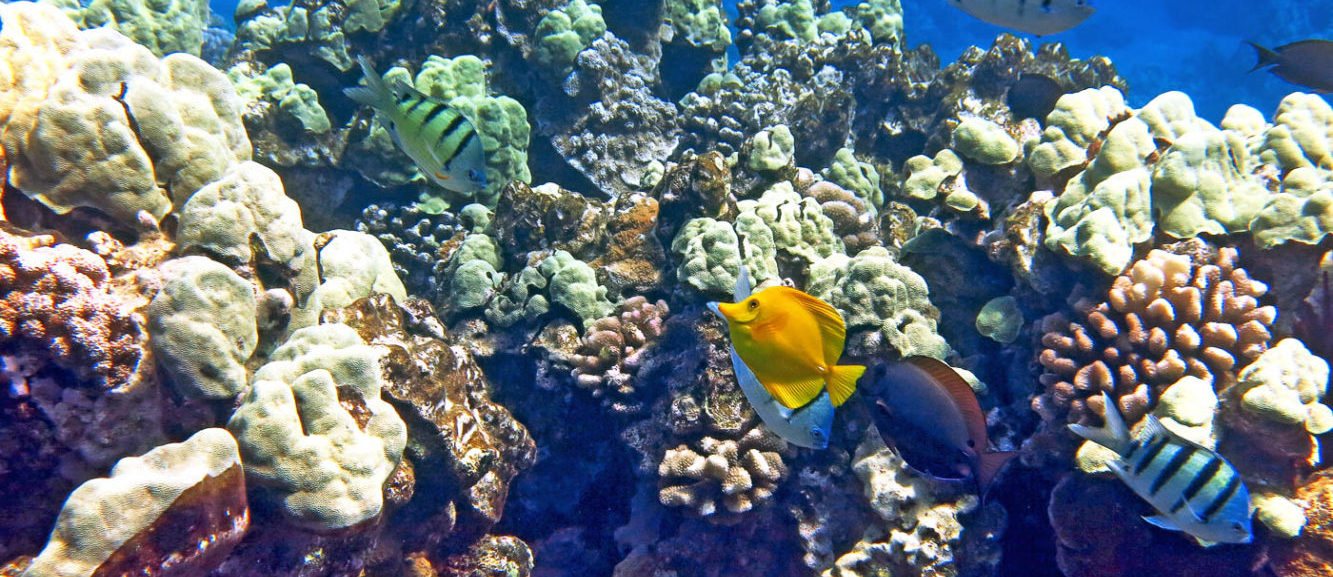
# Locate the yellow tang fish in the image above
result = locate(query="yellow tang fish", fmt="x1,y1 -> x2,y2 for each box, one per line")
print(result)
714,285 -> 865,409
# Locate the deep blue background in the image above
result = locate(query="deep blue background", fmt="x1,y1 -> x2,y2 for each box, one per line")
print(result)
200,0 -> 1330,122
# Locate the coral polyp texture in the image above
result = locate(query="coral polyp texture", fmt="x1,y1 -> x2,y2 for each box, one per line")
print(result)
658,427 -> 790,517
1034,245 -> 1275,430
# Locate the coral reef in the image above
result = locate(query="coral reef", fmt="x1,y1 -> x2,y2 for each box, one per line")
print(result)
657,428 -> 789,517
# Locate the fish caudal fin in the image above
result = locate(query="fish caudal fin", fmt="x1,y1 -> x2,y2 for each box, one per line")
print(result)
1246,42 -> 1280,71
344,55 -> 395,111
1067,391 -> 1132,455
827,364 -> 864,407
976,450 -> 1017,496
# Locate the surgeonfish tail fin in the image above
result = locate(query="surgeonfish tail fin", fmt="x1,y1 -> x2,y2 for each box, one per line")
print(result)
344,55 -> 394,110
1067,391 -> 1132,454
1246,42 -> 1281,71
827,364 -> 865,407
976,450 -> 1018,500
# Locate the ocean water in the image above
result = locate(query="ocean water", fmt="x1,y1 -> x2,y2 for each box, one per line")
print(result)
3,0 -> 1333,576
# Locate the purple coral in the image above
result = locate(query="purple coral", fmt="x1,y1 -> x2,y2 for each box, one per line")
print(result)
0,230 -> 144,390
567,296 -> 670,406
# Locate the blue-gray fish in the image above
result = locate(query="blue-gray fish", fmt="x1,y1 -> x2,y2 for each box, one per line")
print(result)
1069,392 -> 1252,545
344,56 -> 488,194
949,0 -> 1095,36
1247,40 -> 1333,93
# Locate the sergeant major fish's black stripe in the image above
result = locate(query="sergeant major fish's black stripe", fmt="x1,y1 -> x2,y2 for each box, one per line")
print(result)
1124,438 -> 1143,460
422,102 -> 451,125
1181,455 -> 1224,503
435,113 -> 467,147
1150,444 -> 1196,494
404,96 -> 428,115
1133,434 -> 1170,475
1202,474 -> 1242,521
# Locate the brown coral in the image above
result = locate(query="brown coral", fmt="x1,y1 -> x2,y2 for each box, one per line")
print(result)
802,178 -> 879,254
566,296 -> 670,412
1034,245 -> 1275,428
325,294 -> 536,528
0,229 -> 144,390
657,427 -> 789,518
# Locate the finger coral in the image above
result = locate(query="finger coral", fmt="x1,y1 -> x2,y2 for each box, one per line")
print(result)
1034,244 -> 1276,430
658,427 -> 789,518
565,296 -> 670,413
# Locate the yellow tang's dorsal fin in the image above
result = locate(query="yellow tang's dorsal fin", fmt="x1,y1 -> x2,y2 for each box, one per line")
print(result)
773,287 -> 848,364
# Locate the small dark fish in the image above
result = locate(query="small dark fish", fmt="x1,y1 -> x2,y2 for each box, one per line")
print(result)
865,357 -> 1016,494
1247,40 -> 1333,93
1008,73 -> 1064,122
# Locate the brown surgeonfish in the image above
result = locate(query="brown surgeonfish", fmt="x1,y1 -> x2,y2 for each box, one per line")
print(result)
865,357 -> 1016,494
1247,40 -> 1333,93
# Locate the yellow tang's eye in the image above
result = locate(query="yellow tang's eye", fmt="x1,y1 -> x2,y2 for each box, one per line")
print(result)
748,299 -> 759,310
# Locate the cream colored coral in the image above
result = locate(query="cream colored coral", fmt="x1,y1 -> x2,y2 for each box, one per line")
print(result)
1235,338 -> 1332,434
0,2 -> 249,226
658,428 -> 788,517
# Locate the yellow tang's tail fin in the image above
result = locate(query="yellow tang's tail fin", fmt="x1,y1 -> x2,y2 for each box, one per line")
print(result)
827,364 -> 865,407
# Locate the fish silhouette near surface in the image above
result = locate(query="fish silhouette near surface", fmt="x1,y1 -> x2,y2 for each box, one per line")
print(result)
1247,40 -> 1333,93
344,56 -> 488,194
707,267 -> 862,448
864,357 -> 1016,494
1070,391 -> 1253,546
947,0 -> 1094,36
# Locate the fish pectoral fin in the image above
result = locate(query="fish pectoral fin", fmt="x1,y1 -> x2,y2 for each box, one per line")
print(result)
764,376 -> 826,410
1141,514 -> 1183,533
826,364 -> 864,407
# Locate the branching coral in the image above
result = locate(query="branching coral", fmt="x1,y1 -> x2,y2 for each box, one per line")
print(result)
565,296 -> 670,411
657,427 -> 789,517
1034,244 -> 1276,429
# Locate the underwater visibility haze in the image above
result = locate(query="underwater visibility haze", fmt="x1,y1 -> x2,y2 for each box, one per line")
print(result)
2,0 -> 1333,576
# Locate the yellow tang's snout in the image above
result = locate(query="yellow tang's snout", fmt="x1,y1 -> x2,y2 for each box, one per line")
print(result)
715,296 -> 761,324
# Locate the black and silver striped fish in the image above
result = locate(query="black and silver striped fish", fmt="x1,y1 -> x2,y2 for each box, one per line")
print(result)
1069,392 -> 1252,545
949,0 -> 1094,36
345,56 -> 488,195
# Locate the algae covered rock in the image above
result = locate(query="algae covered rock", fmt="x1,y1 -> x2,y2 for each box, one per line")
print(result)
22,428 -> 247,577
227,323 -> 407,530
147,256 -> 257,401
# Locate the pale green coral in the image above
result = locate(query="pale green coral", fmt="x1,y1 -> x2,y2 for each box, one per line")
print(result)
754,0 -> 817,42
443,233 -> 504,311
851,0 -> 902,44
228,62 -> 331,134
1250,167 -> 1333,248
1236,338 -> 1333,434
1151,126 -> 1269,238
746,125 -> 795,172
539,250 -> 615,326
807,247 -> 948,359
533,0 -> 606,75
902,150 -> 963,200
663,0 -> 731,52
45,0 -> 209,57
306,230 -> 408,312
1044,115 -> 1156,274
176,161 -> 314,273
1260,93 -> 1333,172
735,182 -> 844,266
823,148 -> 882,211
228,323 -> 407,531
669,217 -> 777,295
235,4 -> 352,71
1136,91 -> 1213,142
148,257 -> 257,401
951,118 -> 1019,165
343,0 -> 399,34
1027,86 -> 1131,182
1253,492 -> 1307,539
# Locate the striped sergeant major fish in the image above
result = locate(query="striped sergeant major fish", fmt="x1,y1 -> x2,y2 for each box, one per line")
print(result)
1069,392 -> 1252,545
344,56 -> 488,195
948,0 -> 1094,36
